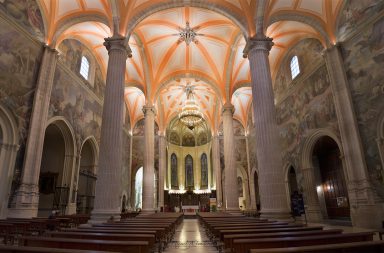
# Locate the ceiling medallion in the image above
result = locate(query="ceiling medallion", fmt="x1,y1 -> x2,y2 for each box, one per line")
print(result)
177,22 -> 202,45
178,82 -> 204,130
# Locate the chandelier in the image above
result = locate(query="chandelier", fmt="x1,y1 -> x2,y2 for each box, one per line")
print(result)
176,22 -> 203,45
178,83 -> 203,129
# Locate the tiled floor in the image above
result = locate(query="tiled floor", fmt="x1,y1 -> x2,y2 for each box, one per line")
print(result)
163,219 -> 219,253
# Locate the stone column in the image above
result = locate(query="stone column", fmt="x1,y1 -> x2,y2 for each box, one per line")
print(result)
9,46 -> 58,218
141,105 -> 156,214
324,44 -> 383,228
158,135 -> 166,211
244,37 -> 291,219
301,167 -> 322,222
245,136 -> 257,210
212,135 -> 223,210
127,132 -> 133,210
222,103 -> 240,213
89,36 -> 129,223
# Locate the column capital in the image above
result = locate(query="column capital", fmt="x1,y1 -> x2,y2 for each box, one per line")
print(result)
104,35 -> 132,58
243,36 -> 274,58
222,102 -> 235,116
142,105 -> 156,116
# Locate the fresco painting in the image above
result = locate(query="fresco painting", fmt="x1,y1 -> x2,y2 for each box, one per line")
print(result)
337,0 -> 384,41
49,67 -> 103,150
342,16 -> 384,197
58,39 -> 105,99
0,0 -> 44,41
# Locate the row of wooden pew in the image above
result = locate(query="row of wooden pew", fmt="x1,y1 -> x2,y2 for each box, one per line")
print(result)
198,213 -> 384,253
0,214 -> 90,245
0,213 -> 183,253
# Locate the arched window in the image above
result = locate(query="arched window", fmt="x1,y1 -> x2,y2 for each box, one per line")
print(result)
80,56 -> 90,80
185,155 -> 194,188
171,153 -> 178,188
290,55 -> 300,79
201,153 -> 208,188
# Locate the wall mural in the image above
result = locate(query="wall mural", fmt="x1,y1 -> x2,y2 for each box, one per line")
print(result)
337,0 -> 384,41
49,66 -> 103,150
0,0 -> 44,41
0,18 -> 42,202
182,133 -> 195,147
341,15 -> 384,198
273,39 -> 339,192
58,39 -> 105,99
235,138 -> 248,170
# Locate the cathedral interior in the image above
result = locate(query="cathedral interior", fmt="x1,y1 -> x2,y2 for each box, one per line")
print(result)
0,0 -> 384,252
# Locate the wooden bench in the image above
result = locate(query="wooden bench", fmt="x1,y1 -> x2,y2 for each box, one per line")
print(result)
46,231 -> 156,252
21,236 -> 150,253
232,232 -> 374,253
222,229 -> 343,252
0,245 -> 113,253
248,240 -> 384,253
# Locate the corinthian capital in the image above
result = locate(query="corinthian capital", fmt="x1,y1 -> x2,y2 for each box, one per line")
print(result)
104,35 -> 132,57
243,36 -> 274,58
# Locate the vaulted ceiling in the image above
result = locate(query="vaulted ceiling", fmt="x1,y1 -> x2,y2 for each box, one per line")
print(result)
36,0 -> 344,132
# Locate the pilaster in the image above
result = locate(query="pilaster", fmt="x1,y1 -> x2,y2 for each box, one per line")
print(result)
9,45 -> 58,218
158,134 -> 166,211
212,135 -> 223,210
324,44 -> 384,228
301,167 -> 323,222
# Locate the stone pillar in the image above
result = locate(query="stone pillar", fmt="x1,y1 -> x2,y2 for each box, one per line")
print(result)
158,135 -> 166,211
324,44 -> 383,228
9,46 -> 58,218
89,36 -> 129,223
245,37 -> 291,219
245,136 -> 257,210
141,105 -> 156,214
127,132 -> 133,210
222,103 -> 240,213
212,135 -> 223,210
301,167 -> 322,222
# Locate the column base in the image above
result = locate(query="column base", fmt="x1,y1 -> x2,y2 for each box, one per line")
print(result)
350,204 -> 384,229
88,209 -> 121,224
66,203 -> 77,215
8,184 -> 39,218
304,205 -> 323,223
260,209 -> 292,221
139,209 -> 156,215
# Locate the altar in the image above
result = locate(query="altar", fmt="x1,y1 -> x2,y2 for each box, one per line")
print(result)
181,205 -> 199,213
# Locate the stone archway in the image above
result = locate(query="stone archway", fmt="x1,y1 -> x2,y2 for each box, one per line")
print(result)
76,138 -> 98,215
38,119 -> 76,216
0,105 -> 19,219
312,136 -> 350,220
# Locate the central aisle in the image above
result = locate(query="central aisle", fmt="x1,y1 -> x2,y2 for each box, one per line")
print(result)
164,218 -> 219,253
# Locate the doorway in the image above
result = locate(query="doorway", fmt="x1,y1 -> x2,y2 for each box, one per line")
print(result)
313,136 -> 350,219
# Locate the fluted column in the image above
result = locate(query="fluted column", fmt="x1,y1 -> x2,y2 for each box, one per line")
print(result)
9,46 -> 58,218
222,103 -> 240,213
141,105 -> 156,213
301,168 -> 322,222
324,45 -> 383,228
90,36 -> 129,223
245,37 -> 291,219
212,135 -> 223,210
245,136 -> 257,210
158,134 -> 166,211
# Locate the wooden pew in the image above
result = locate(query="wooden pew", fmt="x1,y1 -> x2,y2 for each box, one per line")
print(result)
222,229 -> 343,252
232,232 -> 374,253
0,245 -> 113,253
46,231 -> 156,249
248,240 -> 384,253
21,236 -> 150,253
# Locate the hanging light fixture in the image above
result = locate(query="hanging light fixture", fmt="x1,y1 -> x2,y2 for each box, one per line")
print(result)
179,83 -> 204,130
